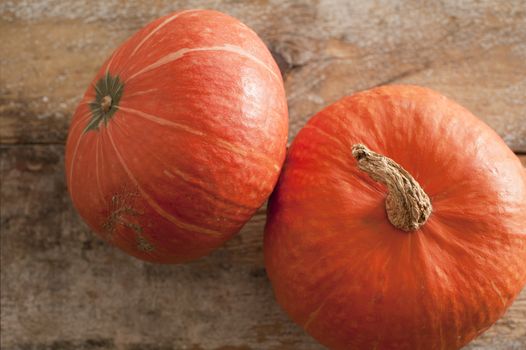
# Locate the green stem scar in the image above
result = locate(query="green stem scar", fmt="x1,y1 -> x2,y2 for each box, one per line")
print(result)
84,72 -> 124,133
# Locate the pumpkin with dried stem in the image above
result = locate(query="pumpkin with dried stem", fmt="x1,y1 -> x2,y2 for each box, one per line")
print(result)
264,85 -> 526,350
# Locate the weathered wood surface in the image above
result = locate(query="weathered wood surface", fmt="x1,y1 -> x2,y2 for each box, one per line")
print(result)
1,147 -> 525,350
1,0 -> 526,151
1,1 -> 525,349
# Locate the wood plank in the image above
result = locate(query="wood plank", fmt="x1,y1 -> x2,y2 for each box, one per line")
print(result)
0,20 -> 131,144
0,145 -> 319,350
1,1 -> 526,151
1,146 -> 525,349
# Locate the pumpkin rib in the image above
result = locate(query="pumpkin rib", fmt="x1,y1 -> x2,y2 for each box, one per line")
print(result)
490,281 -> 507,307
155,162 -> 259,214
287,124 -> 387,198
419,221 -> 514,348
95,130 -> 167,257
100,41 -> 131,85
104,51 -> 115,76
125,44 -> 280,83
67,137 -> 82,200
303,234 -> 388,327
302,124 -> 347,149
117,105 -> 206,136
112,116 -> 271,226
300,256 -> 360,334
299,122 -> 394,193
413,229 -> 457,349
69,110 -> 92,133
366,251 -> 396,349
146,159 -> 258,214
430,221 -> 521,293
162,168 -> 258,212
117,105 -> 281,173
306,237 -> 398,350
123,88 -> 158,99
303,293 -> 331,331
79,95 -> 95,107
110,116 -> 259,216
94,136 -> 105,202
106,126 -> 224,237
66,111 -> 94,196
130,9 -> 201,57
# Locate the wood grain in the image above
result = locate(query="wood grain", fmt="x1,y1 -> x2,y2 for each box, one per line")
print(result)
1,0 -> 526,349
1,0 -> 525,151
1,149 -> 525,350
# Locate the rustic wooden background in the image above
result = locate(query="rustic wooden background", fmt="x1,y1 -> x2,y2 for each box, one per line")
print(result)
1,1 -> 525,349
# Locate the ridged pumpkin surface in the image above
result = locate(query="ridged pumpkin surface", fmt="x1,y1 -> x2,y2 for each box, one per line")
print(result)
264,85 -> 526,349
65,10 -> 288,263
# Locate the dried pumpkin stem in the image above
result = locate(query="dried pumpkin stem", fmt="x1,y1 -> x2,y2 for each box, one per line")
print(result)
351,144 -> 432,231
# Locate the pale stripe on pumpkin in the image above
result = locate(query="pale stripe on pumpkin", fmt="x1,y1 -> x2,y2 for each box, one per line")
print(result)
126,44 -> 279,82
303,124 -> 347,149
109,112 -> 260,213
109,115 -> 258,213
130,9 -> 202,57
105,49 -> 116,75
124,88 -> 158,99
160,168 -> 257,213
118,105 -> 204,136
67,111 -> 93,195
106,127 -> 223,237
94,136 -> 105,202
118,106 -> 281,172
79,95 -> 93,106
303,297 -> 330,332
69,111 -> 92,132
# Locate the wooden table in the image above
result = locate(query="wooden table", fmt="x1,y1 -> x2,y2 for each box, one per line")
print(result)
1,1 -> 525,349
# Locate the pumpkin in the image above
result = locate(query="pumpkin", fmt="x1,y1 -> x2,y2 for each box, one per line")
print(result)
65,10 -> 288,263
264,85 -> 526,349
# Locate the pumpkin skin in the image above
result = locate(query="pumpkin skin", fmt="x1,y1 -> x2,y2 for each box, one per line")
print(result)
264,85 -> 526,350
65,10 -> 288,263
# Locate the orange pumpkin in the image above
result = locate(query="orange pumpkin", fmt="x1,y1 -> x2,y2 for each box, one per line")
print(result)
264,85 -> 526,349
65,10 -> 288,263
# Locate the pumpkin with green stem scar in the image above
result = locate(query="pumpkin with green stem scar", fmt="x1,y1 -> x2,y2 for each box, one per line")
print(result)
65,10 -> 288,263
